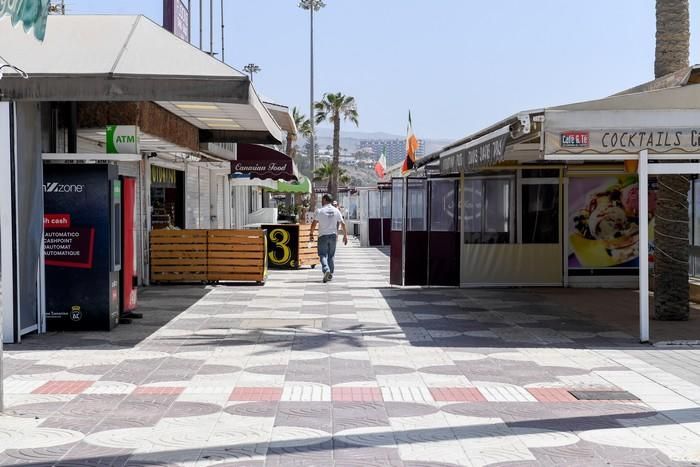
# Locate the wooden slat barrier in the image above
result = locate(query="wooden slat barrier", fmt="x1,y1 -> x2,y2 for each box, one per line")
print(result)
150,229 -> 267,284
207,230 -> 267,282
298,224 -> 319,268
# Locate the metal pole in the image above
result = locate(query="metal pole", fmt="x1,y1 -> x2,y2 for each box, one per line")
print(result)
639,149 -> 650,343
209,0 -> 214,55
187,0 -> 191,43
401,178 -> 407,286
309,6 -> 316,208
198,0 -> 202,49
220,0 -> 225,62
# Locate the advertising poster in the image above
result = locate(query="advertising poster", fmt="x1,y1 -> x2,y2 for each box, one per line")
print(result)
568,175 -> 656,273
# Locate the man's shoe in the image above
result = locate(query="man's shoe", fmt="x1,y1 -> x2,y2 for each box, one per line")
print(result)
328,273 -> 333,281
323,272 -> 331,283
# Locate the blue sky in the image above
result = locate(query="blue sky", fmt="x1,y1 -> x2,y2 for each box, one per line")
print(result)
65,0 -> 699,140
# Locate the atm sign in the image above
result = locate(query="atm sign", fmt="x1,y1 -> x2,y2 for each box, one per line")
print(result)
561,131 -> 590,148
44,214 -> 71,229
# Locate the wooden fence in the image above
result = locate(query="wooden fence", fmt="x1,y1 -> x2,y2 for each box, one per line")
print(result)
150,229 -> 267,284
297,224 -> 319,268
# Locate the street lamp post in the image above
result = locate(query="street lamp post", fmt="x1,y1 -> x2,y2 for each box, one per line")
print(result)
243,63 -> 261,84
299,0 -> 325,208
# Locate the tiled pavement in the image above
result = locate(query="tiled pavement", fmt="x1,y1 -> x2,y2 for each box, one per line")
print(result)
2,241 -> 700,466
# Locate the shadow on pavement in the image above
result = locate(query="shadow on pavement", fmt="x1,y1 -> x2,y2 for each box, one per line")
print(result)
7,406 -> 699,466
5,285 -> 210,352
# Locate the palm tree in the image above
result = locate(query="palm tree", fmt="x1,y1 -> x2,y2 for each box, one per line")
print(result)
314,92 -> 359,199
286,107 -> 311,160
313,163 -> 350,194
654,0 -> 690,321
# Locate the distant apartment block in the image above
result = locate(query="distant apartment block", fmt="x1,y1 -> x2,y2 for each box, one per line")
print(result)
359,139 -> 426,166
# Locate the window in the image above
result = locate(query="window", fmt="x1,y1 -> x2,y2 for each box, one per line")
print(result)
369,190 -> 381,218
381,190 -> 392,218
431,179 -> 457,232
463,177 -> 512,244
407,179 -> 427,231
522,184 -> 559,244
391,180 -> 404,231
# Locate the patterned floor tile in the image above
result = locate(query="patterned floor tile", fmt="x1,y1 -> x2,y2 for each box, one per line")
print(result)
4,244 -> 700,466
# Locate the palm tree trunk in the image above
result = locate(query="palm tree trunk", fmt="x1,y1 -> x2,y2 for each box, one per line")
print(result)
654,0 -> 690,321
285,133 -> 294,159
331,114 -> 340,200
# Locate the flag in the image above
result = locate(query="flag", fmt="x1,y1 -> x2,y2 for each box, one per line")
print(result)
401,111 -> 419,175
374,146 -> 387,179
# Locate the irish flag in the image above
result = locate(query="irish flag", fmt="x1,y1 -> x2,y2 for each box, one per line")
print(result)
374,146 -> 387,179
401,111 -> 419,175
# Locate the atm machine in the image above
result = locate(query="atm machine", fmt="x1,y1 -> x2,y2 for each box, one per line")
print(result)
43,163 -> 122,331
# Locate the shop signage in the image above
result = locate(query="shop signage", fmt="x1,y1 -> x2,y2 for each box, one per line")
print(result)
106,125 -> 140,154
231,159 -> 296,181
262,225 -> 300,269
548,128 -> 700,154
561,131 -> 590,148
151,165 -> 177,185
0,0 -> 50,41
440,132 -> 508,175
163,0 -> 189,42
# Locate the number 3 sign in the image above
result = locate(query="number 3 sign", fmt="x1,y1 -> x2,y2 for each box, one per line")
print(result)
264,225 -> 300,269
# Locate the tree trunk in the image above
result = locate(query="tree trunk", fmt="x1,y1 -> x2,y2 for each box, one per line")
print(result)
331,114 -> 340,200
285,132 -> 294,159
654,0 -> 690,321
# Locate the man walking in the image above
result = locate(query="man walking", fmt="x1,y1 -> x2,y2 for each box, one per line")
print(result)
310,194 -> 348,283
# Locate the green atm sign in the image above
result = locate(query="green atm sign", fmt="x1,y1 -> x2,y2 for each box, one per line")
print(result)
106,126 -> 140,155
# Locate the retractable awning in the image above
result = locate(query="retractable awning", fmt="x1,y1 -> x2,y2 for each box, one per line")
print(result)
543,76 -> 700,158
230,144 -> 300,181
269,176 -> 312,194
0,15 -> 284,144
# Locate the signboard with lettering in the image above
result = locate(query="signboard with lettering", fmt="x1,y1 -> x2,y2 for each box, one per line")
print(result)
106,125 -> 140,154
231,159 -> 298,181
440,133 -> 508,175
547,128 -> 700,154
561,131 -> 590,148
262,225 -> 300,269
163,0 -> 190,42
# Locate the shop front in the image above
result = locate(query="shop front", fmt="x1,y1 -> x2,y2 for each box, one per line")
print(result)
397,67 -> 700,341
231,144 -> 319,270
0,14 -> 288,342
150,165 -> 185,229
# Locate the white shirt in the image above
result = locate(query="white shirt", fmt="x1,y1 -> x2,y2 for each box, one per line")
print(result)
315,205 -> 344,237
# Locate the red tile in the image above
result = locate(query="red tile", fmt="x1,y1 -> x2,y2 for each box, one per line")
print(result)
332,387 -> 382,402
230,387 -> 282,401
133,386 -> 185,396
32,380 -> 93,395
429,387 -> 486,402
527,388 -> 577,402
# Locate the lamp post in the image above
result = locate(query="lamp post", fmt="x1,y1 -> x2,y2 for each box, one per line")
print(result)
220,0 -> 225,62
243,63 -> 261,83
298,0 -> 325,208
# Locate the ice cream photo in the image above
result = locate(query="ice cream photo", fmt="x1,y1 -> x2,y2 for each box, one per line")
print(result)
569,176 -> 656,269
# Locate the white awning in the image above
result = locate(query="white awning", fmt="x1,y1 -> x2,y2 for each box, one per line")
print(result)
0,15 -> 284,144
544,84 -> 700,157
